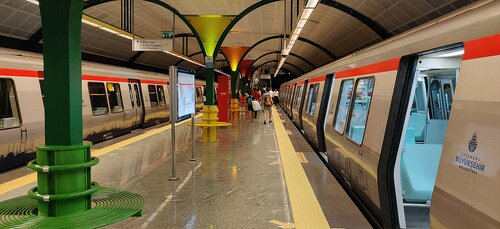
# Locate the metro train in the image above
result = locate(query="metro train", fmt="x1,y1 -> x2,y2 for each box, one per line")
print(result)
279,1 -> 499,228
0,48 -> 214,173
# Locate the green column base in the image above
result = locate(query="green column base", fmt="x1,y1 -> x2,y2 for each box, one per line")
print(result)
0,142 -> 144,227
0,187 -> 143,228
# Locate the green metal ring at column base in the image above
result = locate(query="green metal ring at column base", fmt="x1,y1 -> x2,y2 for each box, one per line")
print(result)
28,182 -> 100,202
27,157 -> 99,173
0,187 -> 144,228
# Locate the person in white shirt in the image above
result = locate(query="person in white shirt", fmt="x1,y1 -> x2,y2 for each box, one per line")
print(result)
272,89 -> 279,105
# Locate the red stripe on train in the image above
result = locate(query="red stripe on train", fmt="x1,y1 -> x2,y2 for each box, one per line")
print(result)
141,80 -> 168,85
82,75 -> 129,82
336,58 -> 400,79
463,34 -> 500,61
296,81 -> 305,85
0,68 -> 40,78
0,68 -> 168,84
309,75 -> 326,83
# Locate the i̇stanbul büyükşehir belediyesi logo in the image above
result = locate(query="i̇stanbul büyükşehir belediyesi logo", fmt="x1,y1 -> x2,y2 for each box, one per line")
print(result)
455,132 -> 485,175
468,132 -> 477,153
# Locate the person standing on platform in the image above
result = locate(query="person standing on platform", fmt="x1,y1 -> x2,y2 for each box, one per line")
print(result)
252,88 -> 261,119
262,89 -> 273,124
246,93 -> 254,123
273,89 -> 279,105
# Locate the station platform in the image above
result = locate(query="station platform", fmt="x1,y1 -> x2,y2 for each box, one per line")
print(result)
0,107 -> 370,229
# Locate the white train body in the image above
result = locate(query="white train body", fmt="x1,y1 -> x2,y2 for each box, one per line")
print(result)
0,48 -> 210,172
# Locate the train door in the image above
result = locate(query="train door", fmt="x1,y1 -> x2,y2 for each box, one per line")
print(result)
298,80 -> 308,131
394,46 -> 463,228
128,80 -> 144,128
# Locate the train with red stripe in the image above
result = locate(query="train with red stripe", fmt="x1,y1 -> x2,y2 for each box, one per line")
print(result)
0,48 -> 213,173
279,1 -> 499,228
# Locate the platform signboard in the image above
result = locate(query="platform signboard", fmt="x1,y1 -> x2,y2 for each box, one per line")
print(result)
168,66 -> 197,180
132,39 -> 172,51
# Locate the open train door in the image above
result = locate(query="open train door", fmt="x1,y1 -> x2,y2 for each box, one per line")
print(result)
128,79 -> 145,128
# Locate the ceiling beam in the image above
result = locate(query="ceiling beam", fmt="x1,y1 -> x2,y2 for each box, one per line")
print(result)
237,34 -> 336,73
254,60 -> 304,76
128,51 -> 144,63
251,51 -> 316,73
40,0 -> 207,56
214,0 -> 281,60
319,0 -> 391,39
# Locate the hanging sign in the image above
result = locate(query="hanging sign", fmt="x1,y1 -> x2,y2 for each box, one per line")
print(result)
205,56 -> 214,68
132,39 -> 172,51
162,31 -> 174,39
260,74 -> 271,79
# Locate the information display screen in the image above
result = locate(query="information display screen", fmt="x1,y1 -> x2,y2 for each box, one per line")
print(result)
177,71 -> 196,119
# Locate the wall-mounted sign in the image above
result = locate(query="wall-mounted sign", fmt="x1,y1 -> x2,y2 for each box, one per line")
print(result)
132,39 -> 172,51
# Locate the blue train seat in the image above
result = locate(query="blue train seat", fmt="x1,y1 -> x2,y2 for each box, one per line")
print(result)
404,127 -> 415,144
349,126 -> 365,144
400,143 -> 443,202
409,113 -> 426,142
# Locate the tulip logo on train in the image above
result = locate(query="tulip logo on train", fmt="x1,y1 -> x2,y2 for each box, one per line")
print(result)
454,132 -> 486,175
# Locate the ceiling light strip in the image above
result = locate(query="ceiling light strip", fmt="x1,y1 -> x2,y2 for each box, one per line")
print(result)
274,0 -> 319,76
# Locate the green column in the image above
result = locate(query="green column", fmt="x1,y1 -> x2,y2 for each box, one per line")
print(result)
37,0 -> 90,217
41,0 -> 83,145
231,71 -> 238,99
205,67 -> 215,105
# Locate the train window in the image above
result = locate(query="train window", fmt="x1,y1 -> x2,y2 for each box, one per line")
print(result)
0,79 -> 21,129
39,80 -> 44,105
133,84 -> 141,107
306,83 -> 320,116
157,86 -> 166,106
88,82 -> 109,116
346,78 -> 375,145
196,87 -> 202,101
148,85 -> 158,108
106,83 -> 123,113
333,80 -> 354,134
294,85 -> 302,109
128,84 -> 134,108
305,85 -> 314,114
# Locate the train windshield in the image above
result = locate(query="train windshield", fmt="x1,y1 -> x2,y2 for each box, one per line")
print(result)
396,46 -> 463,228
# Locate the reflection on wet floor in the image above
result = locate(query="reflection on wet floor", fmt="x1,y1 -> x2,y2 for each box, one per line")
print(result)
103,114 -> 292,228
0,108 -> 370,228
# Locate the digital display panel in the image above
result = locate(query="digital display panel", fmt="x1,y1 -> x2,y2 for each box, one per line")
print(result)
177,71 -> 196,119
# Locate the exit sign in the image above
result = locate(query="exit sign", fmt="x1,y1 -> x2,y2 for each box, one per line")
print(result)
162,31 -> 173,39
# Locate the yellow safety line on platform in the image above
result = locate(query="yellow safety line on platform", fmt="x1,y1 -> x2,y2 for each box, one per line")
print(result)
0,114 -> 201,196
296,152 -> 308,164
272,107 -> 330,229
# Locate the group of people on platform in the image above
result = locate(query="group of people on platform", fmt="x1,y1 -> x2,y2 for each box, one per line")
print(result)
241,88 -> 279,124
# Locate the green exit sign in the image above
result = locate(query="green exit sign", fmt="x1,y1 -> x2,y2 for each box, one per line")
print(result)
162,31 -> 173,39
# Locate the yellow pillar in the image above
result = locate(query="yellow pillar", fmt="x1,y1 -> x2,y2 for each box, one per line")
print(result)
230,98 -> 239,121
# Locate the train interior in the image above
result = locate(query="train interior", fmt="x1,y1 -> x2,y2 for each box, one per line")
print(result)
395,47 -> 463,228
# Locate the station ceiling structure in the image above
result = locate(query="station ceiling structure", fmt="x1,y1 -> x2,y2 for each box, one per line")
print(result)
0,0 -> 477,78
